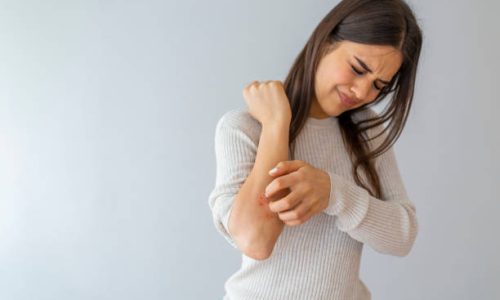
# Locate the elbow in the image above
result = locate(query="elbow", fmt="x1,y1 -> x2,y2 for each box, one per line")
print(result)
378,237 -> 415,257
377,225 -> 418,257
237,236 -> 273,261
232,231 -> 274,260
243,246 -> 272,261
393,211 -> 419,257
392,228 -> 418,257
228,215 -> 276,261
392,243 -> 413,257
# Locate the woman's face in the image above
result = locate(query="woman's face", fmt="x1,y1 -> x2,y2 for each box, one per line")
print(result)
310,40 -> 403,118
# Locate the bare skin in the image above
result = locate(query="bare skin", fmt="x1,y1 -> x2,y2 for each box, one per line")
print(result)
311,40 -> 402,118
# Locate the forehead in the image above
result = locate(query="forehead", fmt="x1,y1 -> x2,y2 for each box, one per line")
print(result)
336,41 -> 403,76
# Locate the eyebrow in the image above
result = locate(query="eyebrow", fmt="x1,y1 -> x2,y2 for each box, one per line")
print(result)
354,56 -> 391,85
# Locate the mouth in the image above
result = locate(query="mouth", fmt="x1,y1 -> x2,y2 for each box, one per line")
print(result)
338,90 -> 357,107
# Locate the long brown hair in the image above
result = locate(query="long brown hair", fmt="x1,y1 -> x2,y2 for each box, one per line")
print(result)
283,0 -> 422,198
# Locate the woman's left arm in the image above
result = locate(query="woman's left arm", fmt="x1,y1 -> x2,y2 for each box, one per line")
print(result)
265,145 -> 417,257
324,143 -> 418,257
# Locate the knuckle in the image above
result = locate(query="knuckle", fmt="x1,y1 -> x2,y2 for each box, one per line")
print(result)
272,80 -> 283,87
246,81 -> 257,88
282,200 -> 291,210
299,209 -> 308,219
275,179 -> 283,189
297,205 -> 307,216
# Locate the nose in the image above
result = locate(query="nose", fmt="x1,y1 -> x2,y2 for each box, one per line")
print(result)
350,78 -> 371,102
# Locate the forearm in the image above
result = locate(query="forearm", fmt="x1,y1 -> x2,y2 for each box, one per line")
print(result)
228,122 -> 290,260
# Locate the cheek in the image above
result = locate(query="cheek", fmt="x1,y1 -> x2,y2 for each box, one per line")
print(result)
367,91 -> 382,103
334,67 -> 355,86
319,70 -> 353,98
315,64 -> 354,97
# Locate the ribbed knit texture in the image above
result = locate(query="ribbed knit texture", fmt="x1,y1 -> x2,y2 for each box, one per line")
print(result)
208,108 -> 418,300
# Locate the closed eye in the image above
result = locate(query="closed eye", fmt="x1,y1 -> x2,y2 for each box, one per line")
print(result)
351,65 -> 384,91
351,65 -> 364,75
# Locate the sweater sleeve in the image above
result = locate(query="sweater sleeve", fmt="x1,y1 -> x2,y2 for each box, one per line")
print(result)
207,110 -> 259,249
323,115 -> 418,257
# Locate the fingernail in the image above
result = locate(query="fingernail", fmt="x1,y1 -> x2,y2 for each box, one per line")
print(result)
269,167 -> 278,174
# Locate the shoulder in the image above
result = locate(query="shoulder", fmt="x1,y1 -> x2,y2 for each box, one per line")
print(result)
215,107 -> 262,142
216,107 -> 259,129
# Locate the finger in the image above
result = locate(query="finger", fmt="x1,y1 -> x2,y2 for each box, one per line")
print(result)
269,160 -> 306,177
242,81 -> 259,98
244,80 -> 259,89
284,200 -> 322,226
268,190 -> 303,213
265,172 -> 298,198
277,198 -> 311,221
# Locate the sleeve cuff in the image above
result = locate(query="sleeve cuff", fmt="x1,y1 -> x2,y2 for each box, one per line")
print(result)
324,171 -> 370,232
211,194 -> 238,249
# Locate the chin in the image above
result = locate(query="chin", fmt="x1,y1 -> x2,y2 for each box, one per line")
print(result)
332,103 -> 348,116
326,109 -> 343,118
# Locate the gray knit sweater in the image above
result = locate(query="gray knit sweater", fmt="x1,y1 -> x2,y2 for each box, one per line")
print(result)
208,107 -> 418,300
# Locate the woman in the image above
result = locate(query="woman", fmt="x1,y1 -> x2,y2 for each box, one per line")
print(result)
208,0 -> 422,299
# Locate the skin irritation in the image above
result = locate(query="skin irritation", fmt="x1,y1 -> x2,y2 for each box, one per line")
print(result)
257,193 -> 275,219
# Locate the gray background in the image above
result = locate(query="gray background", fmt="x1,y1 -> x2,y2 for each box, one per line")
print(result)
0,0 -> 498,299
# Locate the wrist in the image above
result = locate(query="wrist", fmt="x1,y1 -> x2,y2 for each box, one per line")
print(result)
262,119 -> 290,132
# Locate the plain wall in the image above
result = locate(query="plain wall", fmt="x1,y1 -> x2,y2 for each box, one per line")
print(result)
0,0 -> 498,299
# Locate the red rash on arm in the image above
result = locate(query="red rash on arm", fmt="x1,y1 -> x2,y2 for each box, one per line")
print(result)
257,193 -> 275,219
